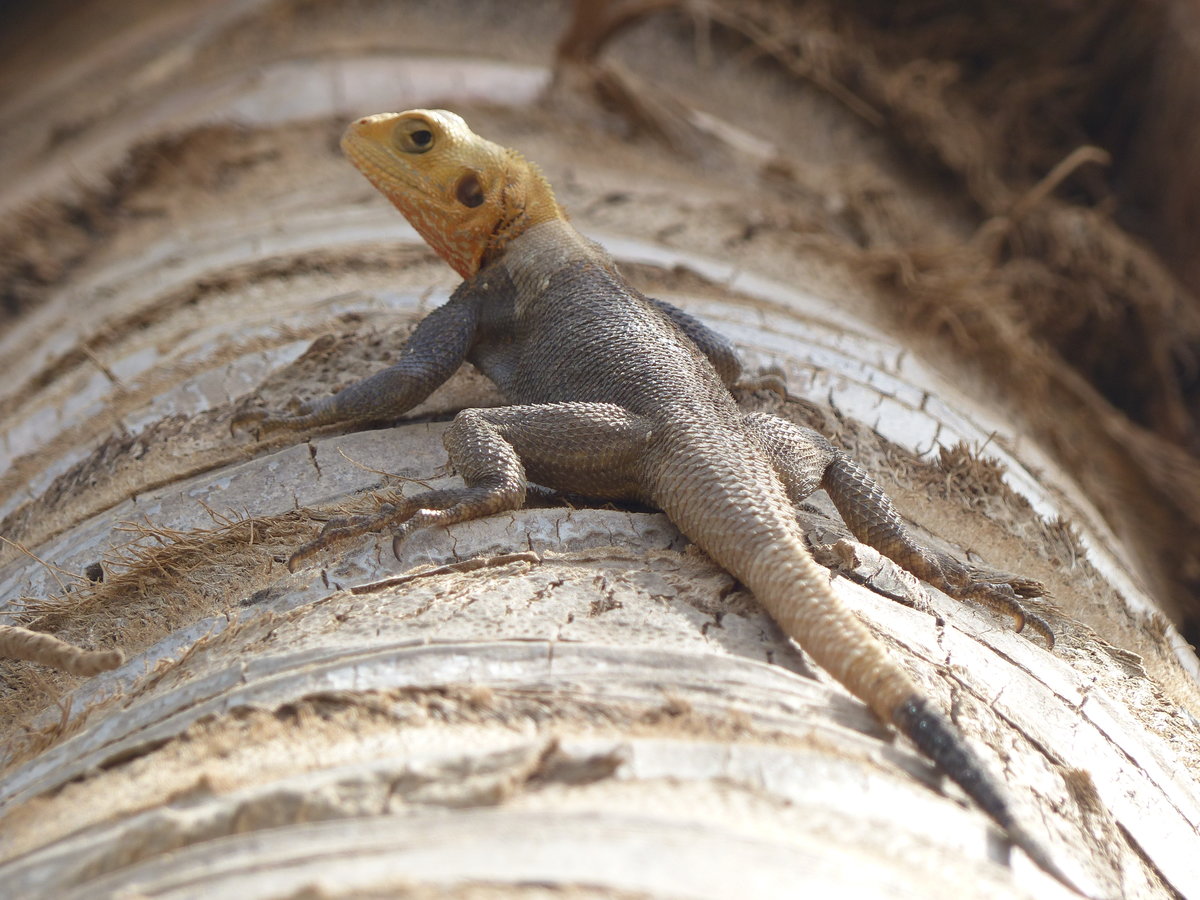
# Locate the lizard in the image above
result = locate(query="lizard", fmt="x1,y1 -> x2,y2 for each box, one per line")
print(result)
234,109 -> 1077,890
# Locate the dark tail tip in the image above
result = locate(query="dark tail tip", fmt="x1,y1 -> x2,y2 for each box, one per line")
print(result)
893,694 -> 1096,896
892,694 -> 1014,828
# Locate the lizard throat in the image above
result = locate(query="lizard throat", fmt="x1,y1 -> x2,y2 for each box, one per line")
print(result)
436,166 -> 564,277
478,161 -> 563,272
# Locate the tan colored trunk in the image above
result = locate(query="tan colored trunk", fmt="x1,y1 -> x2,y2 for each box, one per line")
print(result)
1,2 -> 1198,898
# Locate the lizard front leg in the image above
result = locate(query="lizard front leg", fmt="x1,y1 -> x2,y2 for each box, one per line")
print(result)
233,295 -> 480,435
288,402 -> 653,569
743,411 -> 1054,644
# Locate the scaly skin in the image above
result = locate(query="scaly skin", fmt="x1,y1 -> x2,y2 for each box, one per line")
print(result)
234,109 -> 1077,890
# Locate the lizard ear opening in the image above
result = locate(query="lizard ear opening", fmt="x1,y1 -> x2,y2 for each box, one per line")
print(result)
455,172 -> 485,208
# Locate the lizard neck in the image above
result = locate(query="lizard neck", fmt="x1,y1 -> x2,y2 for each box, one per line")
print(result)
496,219 -> 624,324
479,158 -> 567,273
498,218 -> 616,282
395,156 -> 570,280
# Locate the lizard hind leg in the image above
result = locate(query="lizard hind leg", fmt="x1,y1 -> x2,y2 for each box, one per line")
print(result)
288,402 -> 654,570
821,450 -> 1055,646
741,411 -> 839,505
742,411 -> 1054,645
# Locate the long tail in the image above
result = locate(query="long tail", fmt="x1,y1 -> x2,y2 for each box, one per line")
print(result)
656,444 -> 1083,892
738,526 -> 1082,887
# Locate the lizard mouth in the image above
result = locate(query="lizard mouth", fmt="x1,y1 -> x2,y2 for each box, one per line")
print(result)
341,123 -> 430,201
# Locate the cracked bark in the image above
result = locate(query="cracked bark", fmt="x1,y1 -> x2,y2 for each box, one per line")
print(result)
0,2 -> 1198,899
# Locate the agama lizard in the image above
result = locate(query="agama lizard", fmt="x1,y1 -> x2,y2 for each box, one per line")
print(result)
235,109 -> 1075,889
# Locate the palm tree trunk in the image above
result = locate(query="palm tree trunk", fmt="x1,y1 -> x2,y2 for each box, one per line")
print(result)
1,2 -> 1198,898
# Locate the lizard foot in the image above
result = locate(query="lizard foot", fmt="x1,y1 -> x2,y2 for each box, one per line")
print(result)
733,371 -> 789,401
287,484 -> 522,571
230,399 -> 318,438
287,498 -> 417,571
926,554 -> 1055,647
959,580 -> 1055,647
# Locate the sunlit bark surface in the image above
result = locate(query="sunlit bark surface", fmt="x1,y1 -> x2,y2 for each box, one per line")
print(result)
0,3 -> 1197,898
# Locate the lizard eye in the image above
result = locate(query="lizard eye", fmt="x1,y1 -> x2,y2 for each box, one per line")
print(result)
395,121 -> 435,154
455,172 -> 485,208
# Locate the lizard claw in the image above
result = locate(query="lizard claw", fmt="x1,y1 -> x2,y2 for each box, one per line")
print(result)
287,501 -> 416,571
286,547 -> 312,573
958,579 -> 1056,648
734,371 -> 789,401
390,509 -> 445,558
231,398 -> 319,438
230,407 -> 268,437
1026,613 -> 1055,647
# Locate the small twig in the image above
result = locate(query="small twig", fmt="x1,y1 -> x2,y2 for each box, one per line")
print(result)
334,446 -> 440,491
0,624 -> 124,675
972,145 -> 1110,251
0,535 -> 82,596
80,343 -> 125,387
1007,145 -> 1111,223
699,2 -> 883,126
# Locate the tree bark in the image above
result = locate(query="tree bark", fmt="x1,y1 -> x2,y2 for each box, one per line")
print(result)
1,2 -> 1198,899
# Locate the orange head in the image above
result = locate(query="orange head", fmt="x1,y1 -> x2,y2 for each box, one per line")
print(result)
341,109 -> 564,278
